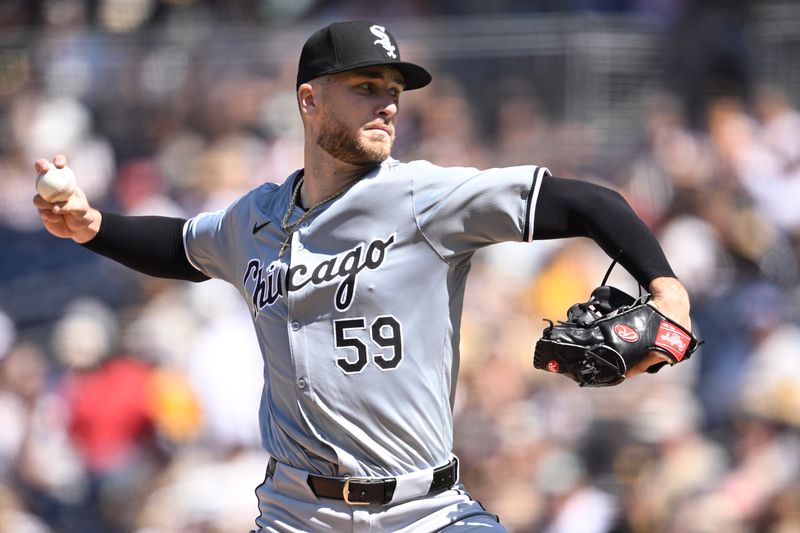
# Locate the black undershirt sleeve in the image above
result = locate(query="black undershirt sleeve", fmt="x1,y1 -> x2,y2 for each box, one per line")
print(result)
81,212 -> 210,282
532,175 -> 675,287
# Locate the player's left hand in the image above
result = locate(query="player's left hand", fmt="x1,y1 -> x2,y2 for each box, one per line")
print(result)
533,281 -> 700,387
626,276 -> 691,377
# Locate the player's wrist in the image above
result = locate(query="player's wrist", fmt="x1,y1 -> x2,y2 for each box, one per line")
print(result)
71,208 -> 102,244
648,276 -> 689,305
647,276 -> 691,329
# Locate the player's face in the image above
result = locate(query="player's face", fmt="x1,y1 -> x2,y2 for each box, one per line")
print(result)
315,67 -> 404,165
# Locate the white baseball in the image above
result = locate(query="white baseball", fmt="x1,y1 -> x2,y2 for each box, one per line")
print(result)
36,165 -> 77,203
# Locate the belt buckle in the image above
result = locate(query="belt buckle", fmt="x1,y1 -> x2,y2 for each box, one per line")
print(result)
342,477 -> 372,506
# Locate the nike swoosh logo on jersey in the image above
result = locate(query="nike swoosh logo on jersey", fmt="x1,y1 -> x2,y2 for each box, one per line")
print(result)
252,220 -> 271,234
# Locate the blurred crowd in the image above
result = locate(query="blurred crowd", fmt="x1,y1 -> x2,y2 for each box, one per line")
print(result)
1,1 -> 800,532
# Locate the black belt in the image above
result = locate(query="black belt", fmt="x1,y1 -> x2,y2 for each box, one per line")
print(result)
267,457 -> 458,506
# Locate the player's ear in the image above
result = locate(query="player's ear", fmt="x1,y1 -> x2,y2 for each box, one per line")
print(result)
298,83 -> 318,117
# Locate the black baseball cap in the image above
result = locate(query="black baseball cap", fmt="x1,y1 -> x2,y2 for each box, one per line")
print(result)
296,21 -> 432,90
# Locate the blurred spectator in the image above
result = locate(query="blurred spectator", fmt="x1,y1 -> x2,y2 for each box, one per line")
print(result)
114,159 -> 184,217
135,446 -> 269,532
708,94 -> 800,236
739,320 -> 800,428
534,449 -> 617,533
0,482 -> 53,533
53,299 -> 161,532
623,91 -> 717,226
404,75 -> 490,168
184,281 -> 263,453
0,342 -> 87,532
668,0 -> 751,128
0,309 -> 15,362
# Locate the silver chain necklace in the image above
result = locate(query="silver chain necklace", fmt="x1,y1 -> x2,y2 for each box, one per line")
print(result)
278,175 -> 352,257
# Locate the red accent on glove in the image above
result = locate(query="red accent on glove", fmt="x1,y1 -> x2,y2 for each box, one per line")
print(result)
655,320 -> 691,361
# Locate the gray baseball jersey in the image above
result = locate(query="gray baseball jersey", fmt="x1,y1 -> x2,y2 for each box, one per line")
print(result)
183,157 -> 550,478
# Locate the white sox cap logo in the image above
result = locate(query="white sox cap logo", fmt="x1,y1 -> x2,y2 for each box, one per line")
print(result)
370,25 -> 397,59
297,21 -> 431,90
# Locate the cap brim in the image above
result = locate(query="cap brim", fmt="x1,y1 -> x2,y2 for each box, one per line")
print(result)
393,62 -> 432,90
301,60 -> 431,90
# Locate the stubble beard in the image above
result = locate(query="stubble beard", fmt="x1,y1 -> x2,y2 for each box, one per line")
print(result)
316,112 -> 393,166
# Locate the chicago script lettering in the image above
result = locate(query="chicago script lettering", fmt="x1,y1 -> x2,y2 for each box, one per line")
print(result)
243,233 -> 396,314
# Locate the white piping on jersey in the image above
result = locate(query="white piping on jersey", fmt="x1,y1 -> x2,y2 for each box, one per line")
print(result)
527,166 -> 550,243
182,218 -> 207,273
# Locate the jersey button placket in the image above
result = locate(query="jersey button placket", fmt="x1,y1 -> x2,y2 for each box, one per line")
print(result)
294,224 -> 308,251
287,317 -> 310,395
287,230 -> 312,398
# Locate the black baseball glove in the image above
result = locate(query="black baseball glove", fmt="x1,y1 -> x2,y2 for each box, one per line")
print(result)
533,285 -> 701,387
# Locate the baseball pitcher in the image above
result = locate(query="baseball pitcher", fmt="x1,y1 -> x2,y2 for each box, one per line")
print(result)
34,20 -> 695,532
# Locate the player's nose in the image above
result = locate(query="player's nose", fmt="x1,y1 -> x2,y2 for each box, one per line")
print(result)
375,96 -> 397,119
377,104 -> 396,119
